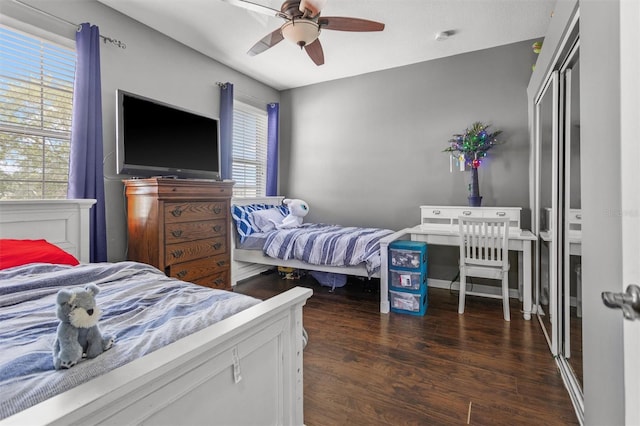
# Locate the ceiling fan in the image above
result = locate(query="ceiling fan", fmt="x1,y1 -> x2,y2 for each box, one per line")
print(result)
222,0 -> 385,65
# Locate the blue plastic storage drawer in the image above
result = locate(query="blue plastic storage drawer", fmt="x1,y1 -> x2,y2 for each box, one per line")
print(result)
389,240 -> 427,271
389,269 -> 427,292
389,288 -> 428,316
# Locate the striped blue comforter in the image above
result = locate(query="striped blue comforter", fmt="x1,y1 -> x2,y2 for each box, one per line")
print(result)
0,261 -> 261,420
263,223 -> 394,275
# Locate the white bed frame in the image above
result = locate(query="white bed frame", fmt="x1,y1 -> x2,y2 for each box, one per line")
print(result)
0,199 -> 312,426
231,196 -> 405,313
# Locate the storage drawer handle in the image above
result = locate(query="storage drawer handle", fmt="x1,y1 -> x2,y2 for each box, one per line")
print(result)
171,249 -> 184,259
212,242 -> 223,250
217,260 -> 227,267
171,230 -> 183,237
214,278 -> 224,286
171,207 -> 183,217
213,225 -> 222,232
213,206 -> 222,214
432,210 -> 441,215
176,270 -> 187,279
463,211 -> 472,216
576,214 -> 582,220
496,211 -> 506,217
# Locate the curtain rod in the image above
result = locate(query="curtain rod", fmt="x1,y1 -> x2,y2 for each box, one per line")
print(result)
11,0 -> 127,49
215,81 -> 277,107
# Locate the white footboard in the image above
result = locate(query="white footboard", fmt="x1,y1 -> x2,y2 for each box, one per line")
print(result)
2,286 -> 312,426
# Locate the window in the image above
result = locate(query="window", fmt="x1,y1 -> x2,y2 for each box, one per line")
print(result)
0,25 -> 75,199
232,101 -> 267,197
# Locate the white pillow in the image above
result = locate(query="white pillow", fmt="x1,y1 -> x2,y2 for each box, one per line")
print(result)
251,208 -> 285,232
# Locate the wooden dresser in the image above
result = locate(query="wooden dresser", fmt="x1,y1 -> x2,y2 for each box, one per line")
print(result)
124,178 -> 234,290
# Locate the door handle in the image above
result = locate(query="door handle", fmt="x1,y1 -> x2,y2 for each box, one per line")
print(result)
602,284 -> 640,321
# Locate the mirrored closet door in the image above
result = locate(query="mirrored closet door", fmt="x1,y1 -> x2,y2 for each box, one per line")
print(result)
559,40 -> 582,406
532,17 -> 583,421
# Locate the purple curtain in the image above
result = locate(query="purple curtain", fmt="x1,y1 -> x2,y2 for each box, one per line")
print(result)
219,82 -> 234,180
67,23 -> 107,262
266,103 -> 279,196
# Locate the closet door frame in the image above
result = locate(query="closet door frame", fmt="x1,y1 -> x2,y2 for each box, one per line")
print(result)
534,70 -> 560,356
557,38 -> 584,418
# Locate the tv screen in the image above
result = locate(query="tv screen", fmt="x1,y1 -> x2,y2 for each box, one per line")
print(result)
116,90 -> 220,180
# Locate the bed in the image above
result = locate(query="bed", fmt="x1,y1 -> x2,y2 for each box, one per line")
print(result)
0,199 -> 312,425
231,196 -> 406,312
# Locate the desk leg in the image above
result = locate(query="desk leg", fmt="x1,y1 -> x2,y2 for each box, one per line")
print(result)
523,240 -> 532,320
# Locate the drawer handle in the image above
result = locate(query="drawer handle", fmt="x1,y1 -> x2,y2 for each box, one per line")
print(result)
214,278 -> 224,286
213,206 -> 222,214
171,249 -> 184,259
463,211 -> 472,216
432,210 -> 441,215
171,230 -> 183,237
212,242 -> 223,250
217,260 -> 227,267
176,270 -> 187,279
213,225 -> 222,232
496,211 -> 506,217
576,214 -> 582,220
171,207 -> 183,217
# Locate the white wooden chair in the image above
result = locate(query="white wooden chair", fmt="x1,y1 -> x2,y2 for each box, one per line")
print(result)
458,216 -> 511,321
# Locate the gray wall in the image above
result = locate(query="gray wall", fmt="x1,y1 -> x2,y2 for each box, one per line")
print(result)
1,0 -> 280,261
280,40 -> 539,281
280,40 -> 537,228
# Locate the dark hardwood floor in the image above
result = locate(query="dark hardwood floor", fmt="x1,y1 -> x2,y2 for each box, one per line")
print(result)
234,271 -> 579,425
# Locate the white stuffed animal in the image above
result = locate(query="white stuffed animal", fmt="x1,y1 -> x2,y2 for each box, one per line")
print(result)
277,198 -> 309,229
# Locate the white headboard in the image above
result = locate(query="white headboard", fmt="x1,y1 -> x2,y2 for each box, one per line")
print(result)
0,199 -> 96,263
231,196 -> 285,207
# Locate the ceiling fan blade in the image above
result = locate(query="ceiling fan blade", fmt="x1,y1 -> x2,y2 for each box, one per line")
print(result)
304,39 -> 324,65
318,17 -> 385,32
248,28 -> 285,56
299,0 -> 327,17
221,0 -> 288,19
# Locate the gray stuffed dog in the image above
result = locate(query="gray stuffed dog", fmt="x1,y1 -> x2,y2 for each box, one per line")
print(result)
53,283 -> 114,370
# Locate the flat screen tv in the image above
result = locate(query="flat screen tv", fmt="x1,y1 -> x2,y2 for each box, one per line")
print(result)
116,89 -> 220,180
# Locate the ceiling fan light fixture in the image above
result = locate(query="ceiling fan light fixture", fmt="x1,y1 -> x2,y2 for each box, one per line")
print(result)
281,20 -> 319,47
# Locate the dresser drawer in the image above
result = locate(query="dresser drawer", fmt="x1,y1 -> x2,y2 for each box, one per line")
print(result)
192,269 -> 230,290
164,202 -> 227,223
167,253 -> 229,282
165,236 -> 227,266
165,219 -> 226,244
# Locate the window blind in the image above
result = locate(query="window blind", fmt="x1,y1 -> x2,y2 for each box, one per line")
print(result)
0,25 -> 75,199
232,101 -> 268,198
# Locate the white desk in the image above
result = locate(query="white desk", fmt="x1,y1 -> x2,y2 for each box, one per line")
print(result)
379,225 -> 537,320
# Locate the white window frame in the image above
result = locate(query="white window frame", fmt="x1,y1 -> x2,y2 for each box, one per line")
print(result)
0,23 -> 75,200
231,100 -> 268,198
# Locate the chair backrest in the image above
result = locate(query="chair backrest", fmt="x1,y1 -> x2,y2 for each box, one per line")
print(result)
458,216 -> 510,269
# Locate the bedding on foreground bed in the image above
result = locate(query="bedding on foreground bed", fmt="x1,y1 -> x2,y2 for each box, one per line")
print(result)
0,261 -> 261,420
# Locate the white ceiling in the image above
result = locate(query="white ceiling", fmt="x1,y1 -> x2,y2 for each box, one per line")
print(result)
97,0 -> 555,91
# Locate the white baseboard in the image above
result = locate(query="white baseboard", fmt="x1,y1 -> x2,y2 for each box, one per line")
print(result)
233,261 -> 522,300
428,278 -> 522,299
